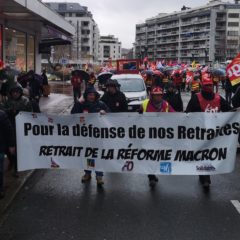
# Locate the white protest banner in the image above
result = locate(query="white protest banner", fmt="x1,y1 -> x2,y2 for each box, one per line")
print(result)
16,112 -> 240,175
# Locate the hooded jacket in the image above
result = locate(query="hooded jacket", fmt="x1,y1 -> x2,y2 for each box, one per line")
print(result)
71,87 -> 109,114
101,87 -> 128,112
0,84 -> 32,126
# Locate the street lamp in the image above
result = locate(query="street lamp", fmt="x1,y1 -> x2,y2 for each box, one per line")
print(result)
141,48 -> 145,60
191,53 -> 195,63
204,49 -> 208,65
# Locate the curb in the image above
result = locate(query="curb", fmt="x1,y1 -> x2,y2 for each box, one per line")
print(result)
0,170 -> 34,216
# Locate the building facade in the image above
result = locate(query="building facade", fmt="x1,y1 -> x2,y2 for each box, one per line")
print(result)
135,0 -> 240,64
0,0 -> 74,74
46,2 -> 100,64
98,35 -> 122,63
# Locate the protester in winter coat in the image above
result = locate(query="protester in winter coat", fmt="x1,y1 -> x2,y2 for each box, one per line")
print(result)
232,85 -> 240,109
163,82 -> 183,112
140,86 -> 175,188
0,84 -> 32,176
172,72 -> 183,93
86,72 -> 97,87
71,86 -> 109,186
0,110 -> 15,199
101,79 -> 128,112
71,72 -> 83,102
42,69 -> 50,97
186,77 -> 232,189
225,77 -> 233,105
231,85 -> 240,145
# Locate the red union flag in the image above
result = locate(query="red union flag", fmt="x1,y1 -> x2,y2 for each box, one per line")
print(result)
227,53 -> 240,86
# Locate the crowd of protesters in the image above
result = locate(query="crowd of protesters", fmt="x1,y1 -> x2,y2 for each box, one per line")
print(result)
0,59 -> 240,198
0,62 -> 50,199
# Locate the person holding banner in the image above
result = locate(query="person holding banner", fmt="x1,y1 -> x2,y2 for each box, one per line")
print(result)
232,85 -> 240,109
0,84 -> 33,177
71,87 -> 109,187
186,77 -> 232,188
0,110 -> 15,199
232,84 -> 240,145
163,82 -> 183,112
101,79 -> 128,113
140,86 -> 175,188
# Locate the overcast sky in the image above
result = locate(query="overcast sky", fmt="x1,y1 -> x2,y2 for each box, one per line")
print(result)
43,0 -> 231,48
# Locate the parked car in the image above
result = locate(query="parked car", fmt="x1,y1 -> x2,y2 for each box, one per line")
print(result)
111,74 -> 147,112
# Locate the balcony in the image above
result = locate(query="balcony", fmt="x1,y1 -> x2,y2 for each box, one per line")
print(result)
147,27 -> 156,32
181,37 -> 192,42
147,41 -> 155,45
148,34 -> 155,39
181,21 -> 193,26
216,26 -> 226,31
136,29 -> 146,33
147,48 -> 154,52
157,24 -> 179,30
81,26 -> 90,30
216,17 -> 226,22
194,18 -> 210,24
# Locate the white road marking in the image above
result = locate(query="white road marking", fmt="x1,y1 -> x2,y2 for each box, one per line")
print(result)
231,200 -> 240,214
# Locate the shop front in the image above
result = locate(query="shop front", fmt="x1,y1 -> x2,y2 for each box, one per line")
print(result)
0,0 -> 74,73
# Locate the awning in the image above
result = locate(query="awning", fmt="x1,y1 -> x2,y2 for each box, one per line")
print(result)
0,0 -> 75,37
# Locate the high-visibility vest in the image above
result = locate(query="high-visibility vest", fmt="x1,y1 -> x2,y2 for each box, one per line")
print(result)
142,99 -> 169,112
163,77 -> 169,83
191,80 -> 200,91
196,93 -> 221,112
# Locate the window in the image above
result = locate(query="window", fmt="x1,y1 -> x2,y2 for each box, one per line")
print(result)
227,40 -> 238,45
227,30 -> 239,36
228,22 -> 239,27
69,13 -> 72,17
59,3 -> 67,11
27,35 -> 35,71
5,28 -> 27,71
81,46 -> 90,52
228,13 -> 239,18
82,21 -> 89,27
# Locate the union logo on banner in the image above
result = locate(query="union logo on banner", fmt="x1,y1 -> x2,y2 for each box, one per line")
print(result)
226,53 -> 240,86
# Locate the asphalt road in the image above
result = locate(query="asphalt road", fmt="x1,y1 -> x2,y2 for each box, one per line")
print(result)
0,90 -> 240,240
0,155 -> 239,240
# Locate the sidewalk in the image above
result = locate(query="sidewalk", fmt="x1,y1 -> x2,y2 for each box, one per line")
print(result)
0,94 -> 73,214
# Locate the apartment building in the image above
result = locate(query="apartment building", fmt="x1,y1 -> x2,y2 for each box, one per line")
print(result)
46,2 -> 100,64
98,35 -> 122,63
135,0 -> 240,64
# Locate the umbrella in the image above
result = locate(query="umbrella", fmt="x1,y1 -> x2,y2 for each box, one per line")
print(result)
152,70 -> 163,77
97,72 -> 113,84
72,70 -> 90,81
211,68 -> 226,77
141,70 -> 153,75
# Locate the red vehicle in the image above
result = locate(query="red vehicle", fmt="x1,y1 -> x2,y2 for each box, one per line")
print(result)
116,59 -> 141,74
